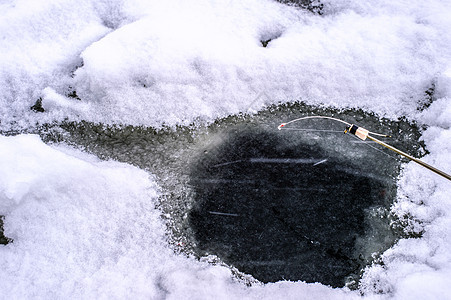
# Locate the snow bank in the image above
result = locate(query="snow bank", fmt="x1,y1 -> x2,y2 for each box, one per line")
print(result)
0,0 -> 110,129
360,70 -> 451,297
58,0 -> 451,125
0,134 -> 358,299
2,0 -> 451,128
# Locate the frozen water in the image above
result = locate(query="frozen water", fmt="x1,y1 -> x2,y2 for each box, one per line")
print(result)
34,103 -> 424,289
189,126 -> 388,288
186,106 -> 423,288
1,0 -> 451,298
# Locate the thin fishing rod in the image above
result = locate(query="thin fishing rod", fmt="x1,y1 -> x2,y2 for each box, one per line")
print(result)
366,135 -> 451,181
278,116 -> 451,181
278,116 -> 390,138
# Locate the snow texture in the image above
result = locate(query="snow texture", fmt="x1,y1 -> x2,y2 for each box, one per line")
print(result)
2,0 -> 451,128
0,135 -> 357,299
1,0 -> 451,298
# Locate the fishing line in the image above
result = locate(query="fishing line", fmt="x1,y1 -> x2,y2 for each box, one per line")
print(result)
278,128 -> 344,133
278,116 -> 451,181
348,132 -> 399,161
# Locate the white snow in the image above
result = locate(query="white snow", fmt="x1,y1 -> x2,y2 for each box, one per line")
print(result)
1,0 -> 451,298
358,68 -> 451,297
0,134 -> 357,299
2,0 -> 451,128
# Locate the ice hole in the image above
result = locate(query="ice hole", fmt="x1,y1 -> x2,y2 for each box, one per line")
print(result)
185,106 -> 423,288
189,125 -> 389,287
38,103 -> 424,288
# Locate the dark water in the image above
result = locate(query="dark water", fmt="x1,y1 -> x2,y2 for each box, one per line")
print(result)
33,102 -> 423,288
189,124 -> 391,287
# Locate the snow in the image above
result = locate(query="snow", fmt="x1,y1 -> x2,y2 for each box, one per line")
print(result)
359,125 -> 451,298
2,0 -> 451,128
1,0 -> 451,298
359,69 -> 451,297
0,134 -> 357,299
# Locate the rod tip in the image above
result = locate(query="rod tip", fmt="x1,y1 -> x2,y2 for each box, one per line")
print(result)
278,123 -> 286,130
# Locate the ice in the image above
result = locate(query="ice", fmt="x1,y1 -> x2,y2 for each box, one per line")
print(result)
1,0 -> 451,298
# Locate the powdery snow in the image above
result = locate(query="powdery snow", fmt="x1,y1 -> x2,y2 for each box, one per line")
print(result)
1,0 -> 451,128
0,135 -> 358,299
359,69 -> 451,298
1,0 -> 451,298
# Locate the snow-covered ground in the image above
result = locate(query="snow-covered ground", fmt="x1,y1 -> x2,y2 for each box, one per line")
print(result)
1,0 -> 451,298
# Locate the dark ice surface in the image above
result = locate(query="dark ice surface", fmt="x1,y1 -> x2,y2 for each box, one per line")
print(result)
33,102 -> 424,288
189,126 -> 387,287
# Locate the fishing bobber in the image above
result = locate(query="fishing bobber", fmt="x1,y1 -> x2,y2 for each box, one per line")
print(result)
345,124 -> 369,141
278,123 -> 287,130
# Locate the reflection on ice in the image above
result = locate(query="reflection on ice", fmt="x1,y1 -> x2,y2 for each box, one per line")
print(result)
249,157 -> 327,164
208,211 -> 240,217
213,157 -> 327,167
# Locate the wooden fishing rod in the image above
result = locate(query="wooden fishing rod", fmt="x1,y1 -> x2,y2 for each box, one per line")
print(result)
278,116 -> 451,181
